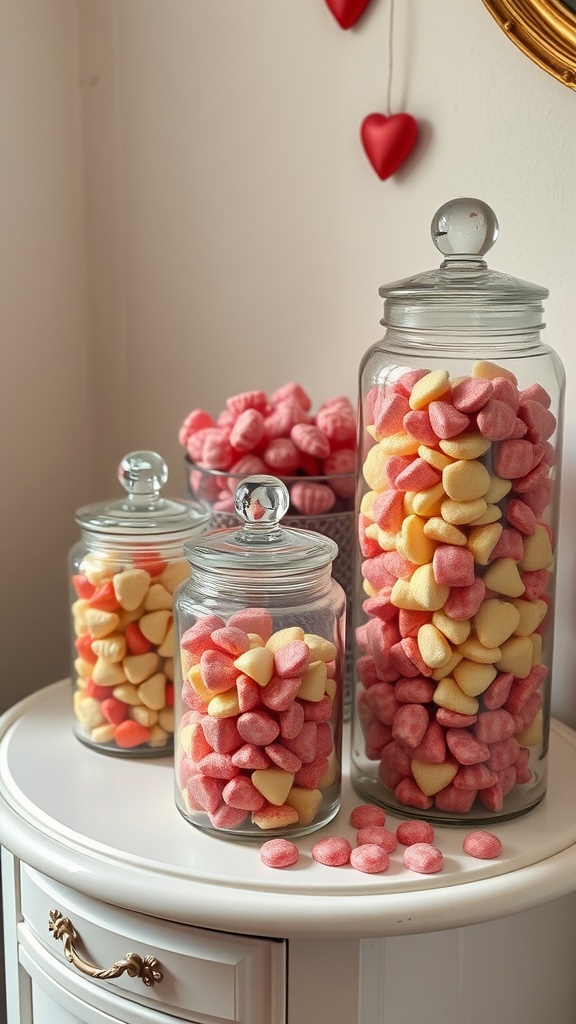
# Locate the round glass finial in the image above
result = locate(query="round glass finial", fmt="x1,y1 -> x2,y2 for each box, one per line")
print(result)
118,451 -> 168,497
234,475 -> 290,526
431,198 -> 499,259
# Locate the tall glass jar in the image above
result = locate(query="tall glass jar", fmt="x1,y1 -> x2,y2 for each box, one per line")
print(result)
70,451 -> 210,756
351,198 -> 565,824
173,474 -> 345,838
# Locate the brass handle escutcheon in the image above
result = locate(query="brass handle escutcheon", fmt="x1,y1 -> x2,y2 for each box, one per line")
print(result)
48,909 -> 163,987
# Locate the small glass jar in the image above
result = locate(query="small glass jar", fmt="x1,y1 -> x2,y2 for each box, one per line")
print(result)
351,198 -> 565,824
70,451 -> 210,756
173,474 -> 345,838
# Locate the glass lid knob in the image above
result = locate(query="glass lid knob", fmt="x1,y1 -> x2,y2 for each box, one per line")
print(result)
431,198 -> 499,259
234,475 -> 290,526
118,451 -> 168,499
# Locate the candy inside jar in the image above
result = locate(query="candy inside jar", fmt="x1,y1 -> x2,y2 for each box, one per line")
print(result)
351,198 -> 565,825
173,475 -> 345,838
70,451 -> 210,756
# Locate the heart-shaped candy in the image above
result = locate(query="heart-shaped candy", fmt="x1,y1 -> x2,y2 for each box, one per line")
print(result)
325,0 -> 372,29
360,112 -> 418,180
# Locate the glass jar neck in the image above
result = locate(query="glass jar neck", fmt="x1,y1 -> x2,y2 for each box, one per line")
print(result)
80,529 -> 190,558
377,324 -> 546,357
188,563 -> 336,603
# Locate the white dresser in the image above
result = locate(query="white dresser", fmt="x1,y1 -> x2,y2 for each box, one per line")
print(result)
2,681 -> 576,1024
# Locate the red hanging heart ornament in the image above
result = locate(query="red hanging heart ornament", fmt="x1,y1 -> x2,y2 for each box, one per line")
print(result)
360,112 -> 419,180
324,0 -> 373,30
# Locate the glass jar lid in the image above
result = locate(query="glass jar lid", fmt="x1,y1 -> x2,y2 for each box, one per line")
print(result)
75,451 -> 211,536
380,197 -> 548,333
185,475 -> 338,575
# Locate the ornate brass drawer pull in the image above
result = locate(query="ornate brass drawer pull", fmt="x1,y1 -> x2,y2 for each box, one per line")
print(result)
48,909 -> 163,987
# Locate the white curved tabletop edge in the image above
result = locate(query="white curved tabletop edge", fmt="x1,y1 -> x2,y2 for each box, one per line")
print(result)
1,681 -> 576,939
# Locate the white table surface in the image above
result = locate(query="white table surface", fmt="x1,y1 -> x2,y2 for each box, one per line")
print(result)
1,680 -> 576,939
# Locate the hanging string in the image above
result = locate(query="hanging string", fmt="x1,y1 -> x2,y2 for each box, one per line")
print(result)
386,0 -> 395,116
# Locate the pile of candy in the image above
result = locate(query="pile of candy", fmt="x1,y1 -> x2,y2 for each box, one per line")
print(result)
178,383 -> 356,515
177,607 -> 341,833
259,804 -> 502,871
72,552 -> 188,749
356,359 -> 557,815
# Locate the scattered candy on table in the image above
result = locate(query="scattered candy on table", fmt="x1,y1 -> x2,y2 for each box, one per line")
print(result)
258,803 -> 503,871
356,360 -> 557,817
178,383 -> 357,514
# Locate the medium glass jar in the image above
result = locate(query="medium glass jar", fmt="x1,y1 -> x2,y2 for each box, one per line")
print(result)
70,451 -> 210,756
351,198 -> 565,824
173,474 -> 345,838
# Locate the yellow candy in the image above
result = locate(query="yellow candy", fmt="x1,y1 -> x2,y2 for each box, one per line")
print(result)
297,661 -> 328,702
441,497 -> 488,526
423,517 -> 467,546
418,445 -> 454,471
442,460 -> 491,502
439,433 -> 491,460
396,514 -> 436,565
363,445 -> 388,491
411,759 -> 458,796
511,598 -> 548,636
93,658 -> 127,688
467,523 -> 503,565
304,634 -> 337,662
113,568 -> 151,612
138,672 -> 167,710
411,482 -> 446,517
91,633 -> 126,663
433,676 -> 479,715
124,652 -> 160,685
495,636 -> 534,679
457,636 -> 501,664
483,475 -> 513,503
432,609 -> 471,645
378,432 -> 421,457
431,651 -> 463,680
473,360 -> 517,384
234,646 -> 274,686
409,563 -> 450,611
469,504 -> 502,525
417,623 -> 452,668
390,578 -> 425,610
85,608 -> 120,639
207,688 -> 241,718
251,768 -> 294,805
519,525 -> 554,572
139,609 -> 171,646
483,557 -> 525,598
285,787 -> 323,825
453,659 -> 497,697
474,598 -> 521,648
408,369 -> 450,410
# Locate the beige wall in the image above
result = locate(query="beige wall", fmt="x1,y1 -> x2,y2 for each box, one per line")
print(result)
3,0 -> 576,725
1,0 -> 91,711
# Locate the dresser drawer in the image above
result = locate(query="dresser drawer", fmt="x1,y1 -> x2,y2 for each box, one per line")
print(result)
20,865 -> 286,1024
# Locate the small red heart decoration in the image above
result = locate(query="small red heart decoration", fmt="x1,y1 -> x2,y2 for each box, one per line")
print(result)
324,0 -> 373,30
360,112 -> 419,180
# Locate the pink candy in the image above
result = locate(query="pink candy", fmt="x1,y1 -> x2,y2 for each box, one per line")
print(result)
260,838 -> 300,868
312,836 -> 352,866
402,843 -> 444,874
463,830 -> 503,859
179,385 -> 357,511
